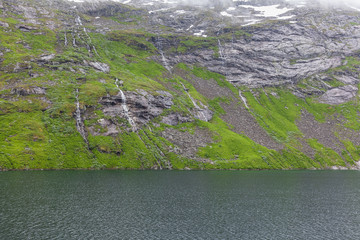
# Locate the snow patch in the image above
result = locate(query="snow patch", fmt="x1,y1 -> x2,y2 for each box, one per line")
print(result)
194,30 -> 207,37
221,11 -> 233,17
240,5 -> 293,18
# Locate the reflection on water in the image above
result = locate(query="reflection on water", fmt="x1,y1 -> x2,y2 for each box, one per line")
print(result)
1,170 -> 360,239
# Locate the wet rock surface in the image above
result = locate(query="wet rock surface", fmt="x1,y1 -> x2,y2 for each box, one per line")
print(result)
98,90 -> 174,131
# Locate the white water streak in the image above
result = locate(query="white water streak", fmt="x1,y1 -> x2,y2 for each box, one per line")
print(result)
160,51 -> 171,72
93,46 -> 100,57
64,31 -> 68,46
75,16 -> 82,26
72,31 -> 76,47
239,90 -> 249,109
75,89 -> 88,143
218,39 -> 226,60
156,37 -> 171,72
75,15 -> 95,53
115,79 -> 137,132
181,83 -> 207,121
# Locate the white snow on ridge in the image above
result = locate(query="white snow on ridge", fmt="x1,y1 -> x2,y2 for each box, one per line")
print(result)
149,8 -> 172,14
346,3 -> 360,12
277,15 -> 295,20
240,5 -> 293,18
221,11 -> 233,17
175,10 -> 186,14
194,30 -> 207,37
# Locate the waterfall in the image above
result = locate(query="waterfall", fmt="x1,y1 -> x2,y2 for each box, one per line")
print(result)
75,15 -> 96,54
72,31 -> 76,47
75,89 -> 88,144
75,16 -> 82,26
239,90 -> 249,110
180,83 -> 207,121
93,46 -> 100,57
160,51 -> 171,72
156,37 -> 171,72
115,79 -> 137,132
218,39 -> 226,60
64,31 -> 68,46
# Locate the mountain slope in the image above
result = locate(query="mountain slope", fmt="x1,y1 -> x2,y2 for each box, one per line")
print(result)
1,0 -> 360,170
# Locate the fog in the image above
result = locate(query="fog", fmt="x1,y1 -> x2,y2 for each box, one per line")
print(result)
68,0 -> 360,8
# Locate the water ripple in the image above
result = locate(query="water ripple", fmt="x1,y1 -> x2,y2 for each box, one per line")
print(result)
1,171 -> 360,239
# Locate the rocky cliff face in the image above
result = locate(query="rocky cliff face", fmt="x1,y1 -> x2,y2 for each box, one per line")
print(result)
1,0 -> 360,170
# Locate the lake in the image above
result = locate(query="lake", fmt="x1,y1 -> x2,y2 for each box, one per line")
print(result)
1,170 -> 360,239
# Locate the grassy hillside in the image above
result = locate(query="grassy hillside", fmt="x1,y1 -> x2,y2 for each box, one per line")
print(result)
1,1 -> 360,170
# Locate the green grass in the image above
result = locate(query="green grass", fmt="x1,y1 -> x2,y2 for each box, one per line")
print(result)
174,36 -> 218,54
1,10 -> 359,170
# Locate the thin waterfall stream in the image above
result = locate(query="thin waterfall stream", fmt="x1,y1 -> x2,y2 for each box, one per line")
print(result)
238,90 -> 249,109
64,30 -> 68,46
156,37 -> 171,72
75,89 -> 88,144
115,79 -> 137,132
180,83 -> 207,121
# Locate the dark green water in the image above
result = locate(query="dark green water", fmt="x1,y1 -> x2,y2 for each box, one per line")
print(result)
1,170 -> 360,239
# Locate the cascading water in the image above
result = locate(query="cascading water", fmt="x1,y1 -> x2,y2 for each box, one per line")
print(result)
64,31 -> 68,46
218,39 -> 227,60
160,51 -> 171,72
72,31 -> 76,47
115,79 -> 137,132
76,15 -> 91,49
238,90 -> 249,109
156,37 -> 171,72
180,83 -> 207,121
93,46 -> 100,57
75,16 -> 82,26
75,89 -> 88,144
75,15 -> 97,54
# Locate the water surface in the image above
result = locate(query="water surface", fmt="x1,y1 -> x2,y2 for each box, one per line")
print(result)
1,170 -> 359,239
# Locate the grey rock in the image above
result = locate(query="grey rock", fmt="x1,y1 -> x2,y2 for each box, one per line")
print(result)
39,54 -> 55,62
11,87 -> 46,96
319,85 -> 358,105
13,62 -> 32,72
90,118 -> 120,136
17,24 -> 38,31
336,76 -> 360,85
151,11 -> 360,88
89,62 -> 110,73
194,108 -> 213,122
0,21 -> 9,28
99,90 -> 174,128
161,113 -> 192,126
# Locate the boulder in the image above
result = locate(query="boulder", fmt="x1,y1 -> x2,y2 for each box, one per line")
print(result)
89,62 -> 110,73
0,21 -> 9,28
161,113 -> 192,126
11,87 -> 46,96
319,85 -> 358,105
